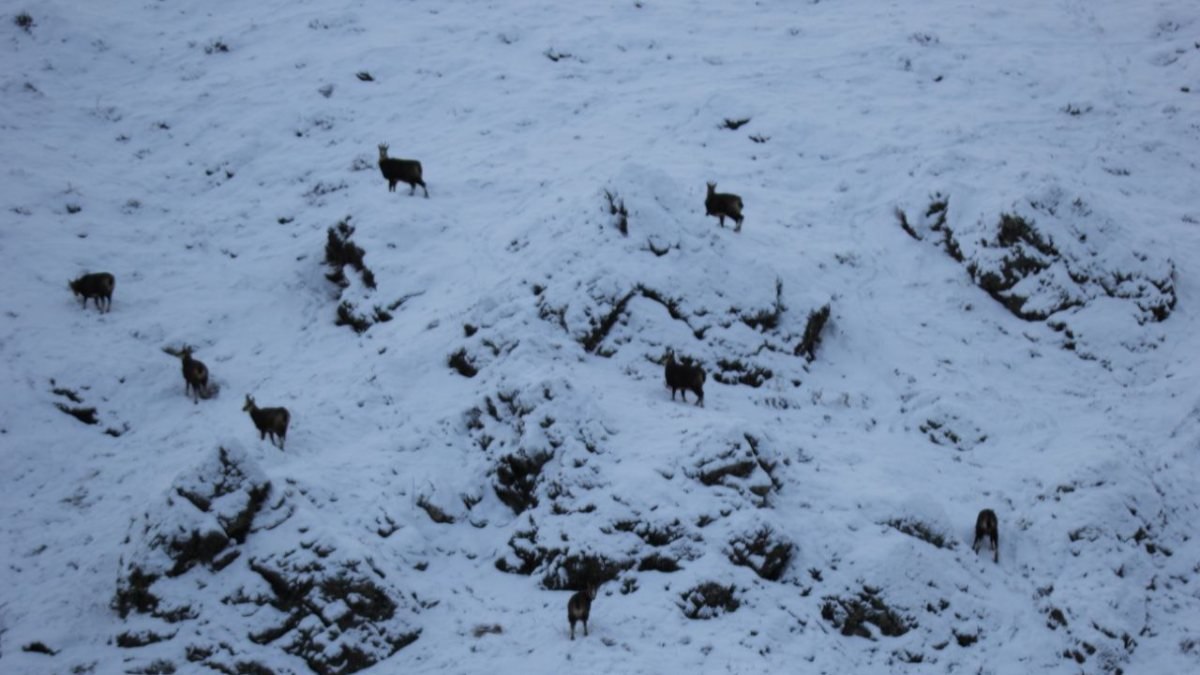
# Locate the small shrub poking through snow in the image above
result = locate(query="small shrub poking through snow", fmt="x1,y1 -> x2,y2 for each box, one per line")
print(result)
324,218 -> 374,289
493,450 -> 554,514
448,348 -> 478,378
541,551 -> 632,591
821,587 -> 916,639
885,517 -> 954,550
14,11 -> 34,33
603,189 -> 629,236
679,582 -> 741,619
727,527 -> 794,581
795,303 -> 831,361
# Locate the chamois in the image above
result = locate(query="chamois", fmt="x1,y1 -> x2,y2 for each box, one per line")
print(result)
567,585 -> 597,640
69,272 -> 114,312
664,350 -> 705,407
704,182 -> 744,232
378,144 -> 428,197
179,346 -> 209,404
973,508 -> 999,563
243,395 -> 290,450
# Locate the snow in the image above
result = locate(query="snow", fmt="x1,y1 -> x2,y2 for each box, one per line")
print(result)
3,0 -> 1200,673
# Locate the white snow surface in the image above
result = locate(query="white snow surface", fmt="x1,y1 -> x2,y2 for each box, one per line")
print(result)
3,0 -> 1200,673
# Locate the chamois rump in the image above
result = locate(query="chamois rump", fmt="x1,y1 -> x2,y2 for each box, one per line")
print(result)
69,272 -> 115,312
378,144 -> 428,197
704,182 -> 744,232
567,585 -> 597,640
243,395 -> 290,450
179,346 -> 209,404
664,350 -> 705,407
973,508 -> 999,563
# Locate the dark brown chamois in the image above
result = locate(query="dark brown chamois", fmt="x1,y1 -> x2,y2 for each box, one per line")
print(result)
973,508 -> 999,563
243,395 -> 290,450
69,272 -> 115,312
378,144 -> 428,197
664,350 -> 705,407
705,182 -> 744,232
567,585 -> 597,640
180,346 -> 209,404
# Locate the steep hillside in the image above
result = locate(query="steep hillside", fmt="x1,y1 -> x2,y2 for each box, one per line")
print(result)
2,1 -> 1200,673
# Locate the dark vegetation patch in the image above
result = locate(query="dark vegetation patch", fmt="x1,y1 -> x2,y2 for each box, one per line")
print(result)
494,528 -> 632,590
919,415 -> 987,452
117,629 -> 176,648
448,348 -> 478,378
603,189 -> 629,236
324,218 -> 375,290
610,519 -> 684,547
495,526 -> 564,576
22,641 -> 56,655
127,660 -> 177,674
737,279 -> 785,332
244,557 -> 420,674
727,527 -> 794,580
679,582 -> 740,619
416,495 -> 455,524
323,217 -> 414,334
580,289 -> 637,355
56,402 -> 98,425
885,517 -> 954,550
898,194 -> 1175,357
689,434 -> 781,507
638,553 -> 681,573
821,586 -> 916,639
493,450 -> 554,514
541,552 -> 632,591
14,11 -> 34,33
115,448 -> 270,617
472,624 -> 504,638
795,303 -> 831,361
713,358 -> 773,388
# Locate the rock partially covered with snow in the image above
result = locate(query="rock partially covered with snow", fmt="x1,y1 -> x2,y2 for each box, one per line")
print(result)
899,187 -> 1175,363
114,446 -> 422,674
115,445 -> 270,618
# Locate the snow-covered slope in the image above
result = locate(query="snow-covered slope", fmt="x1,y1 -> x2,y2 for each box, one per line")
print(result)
3,1 -> 1200,673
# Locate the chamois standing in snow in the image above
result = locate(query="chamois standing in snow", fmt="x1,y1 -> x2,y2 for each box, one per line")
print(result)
179,346 -> 209,404
664,350 -> 706,407
973,508 -> 999,563
567,585 -> 597,640
378,144 -> 428,197
704,182 -> 744,232
243,395 -> 290,449
69,272 -> 115,312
